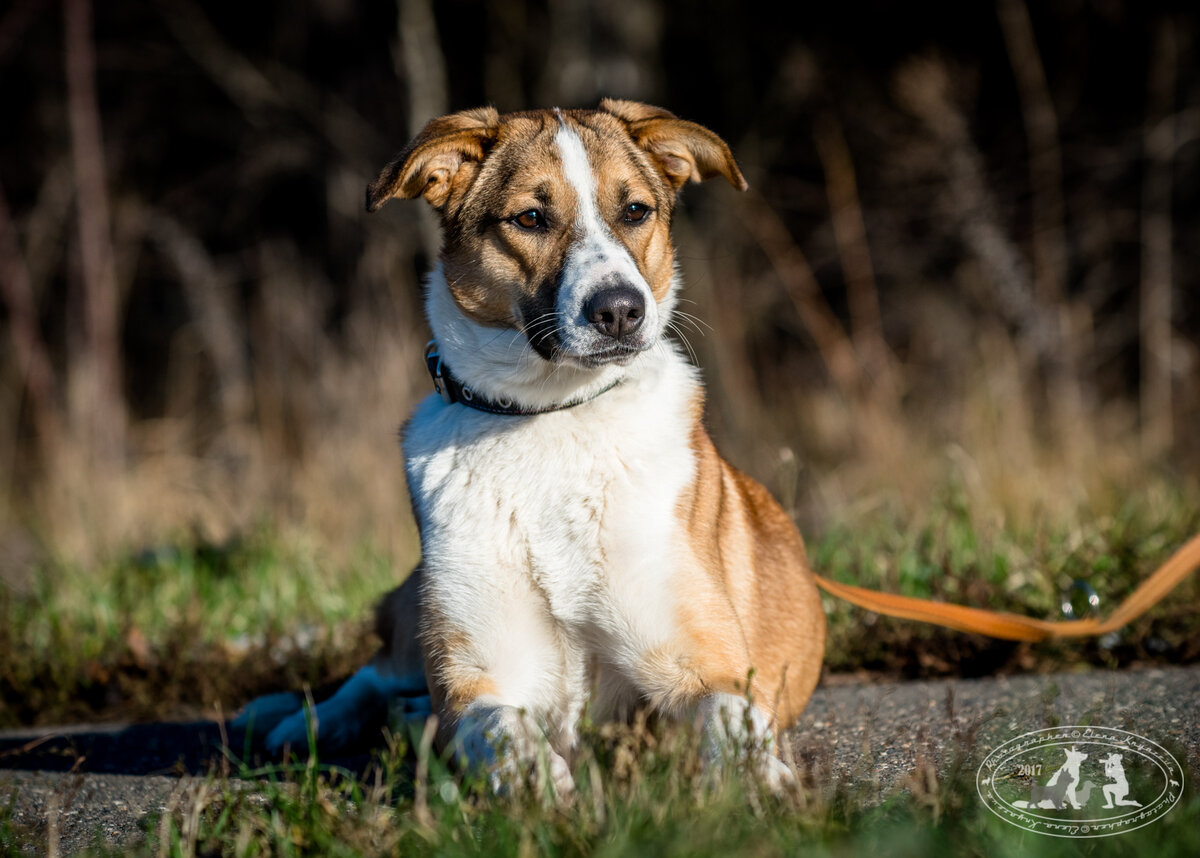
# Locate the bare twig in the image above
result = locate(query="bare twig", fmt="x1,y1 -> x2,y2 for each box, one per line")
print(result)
156,0 -> 382,166
64,0 -> 125,463
996,0 -> 1067,306
813,113 -> 898,405
1140,18 -> 1177,455
144,209 -> 252,428
893,56 -> 1056,359
741,189 -> 863,402
997,0 -> 1089,445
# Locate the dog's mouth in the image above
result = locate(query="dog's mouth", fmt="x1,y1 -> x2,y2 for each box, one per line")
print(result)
571,343 -> 647,368
520,317 -> 655,368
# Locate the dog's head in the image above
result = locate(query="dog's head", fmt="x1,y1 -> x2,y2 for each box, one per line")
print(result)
367,100 -> 745,386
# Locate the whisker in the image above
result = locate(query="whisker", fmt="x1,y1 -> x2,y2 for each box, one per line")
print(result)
672,310 -> 712,336
666,321 -> 699,365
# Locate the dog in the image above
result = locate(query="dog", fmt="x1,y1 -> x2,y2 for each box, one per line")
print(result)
236,100 -> 826,793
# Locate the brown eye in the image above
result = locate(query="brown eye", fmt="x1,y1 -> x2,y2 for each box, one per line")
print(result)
624,203 -> 651,224
511,209 -> 545,230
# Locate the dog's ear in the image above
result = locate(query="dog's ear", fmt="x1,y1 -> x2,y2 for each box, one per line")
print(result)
600,98 -> 747,193
366,107 -> 500,212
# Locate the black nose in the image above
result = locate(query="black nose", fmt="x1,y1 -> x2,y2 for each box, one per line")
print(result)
584,286 -> 645,341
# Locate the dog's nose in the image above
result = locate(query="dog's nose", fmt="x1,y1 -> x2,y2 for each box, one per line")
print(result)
584,286 -> 645,341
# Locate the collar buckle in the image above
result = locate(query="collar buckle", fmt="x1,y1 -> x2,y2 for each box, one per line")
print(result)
424,340 -> 454,404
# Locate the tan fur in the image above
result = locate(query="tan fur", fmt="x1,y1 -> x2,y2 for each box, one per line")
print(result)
418,598 -> 501,748
670,392 -> 825,729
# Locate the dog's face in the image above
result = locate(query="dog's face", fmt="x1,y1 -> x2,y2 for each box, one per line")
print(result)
367,100 -> 745,369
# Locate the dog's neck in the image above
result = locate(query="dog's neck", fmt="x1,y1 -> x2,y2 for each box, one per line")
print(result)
424,263 -> 678,412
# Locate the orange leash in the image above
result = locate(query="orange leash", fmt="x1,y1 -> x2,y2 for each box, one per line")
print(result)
813,533 -> 1200,642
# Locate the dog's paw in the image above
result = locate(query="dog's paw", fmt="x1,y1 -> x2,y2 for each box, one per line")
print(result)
756,752 -> 796,794
483,744 -> 575,801
542,747 -> 576,800
695,692 -> 796,793
456,702 -> 575,800
231,691 -> 304,737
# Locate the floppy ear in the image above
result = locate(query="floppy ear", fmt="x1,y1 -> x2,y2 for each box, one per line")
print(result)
599,98 -> 747,193
366,106 -> 500,212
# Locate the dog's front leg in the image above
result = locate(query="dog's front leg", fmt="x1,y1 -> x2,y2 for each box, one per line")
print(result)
695,693 -> 794,791
452,697 -> 574,798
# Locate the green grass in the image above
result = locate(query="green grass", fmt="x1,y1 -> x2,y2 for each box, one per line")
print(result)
812,478 -> 1200,676
2,477 -> 1198,728
0,531 -> 402,727
1,478 -> 1198,855
99,720 -> 1200,857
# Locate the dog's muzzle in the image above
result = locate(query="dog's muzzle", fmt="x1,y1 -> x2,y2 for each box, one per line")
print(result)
583,285 -> 645,342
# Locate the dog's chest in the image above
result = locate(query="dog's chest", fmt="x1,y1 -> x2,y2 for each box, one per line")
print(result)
403,365 -> 697,643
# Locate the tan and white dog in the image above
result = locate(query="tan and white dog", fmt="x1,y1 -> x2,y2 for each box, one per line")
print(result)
238,100 -> 826,791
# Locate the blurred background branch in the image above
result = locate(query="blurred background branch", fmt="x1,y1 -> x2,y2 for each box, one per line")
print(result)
1140,17 -> 1177,457
63,0 -> 125,468
0,0 -> 1196,568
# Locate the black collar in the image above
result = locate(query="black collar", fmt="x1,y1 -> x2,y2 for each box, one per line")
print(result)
424,341 -> 621,416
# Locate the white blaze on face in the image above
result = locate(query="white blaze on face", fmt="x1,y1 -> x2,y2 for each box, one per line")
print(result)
552,120 -> 658,357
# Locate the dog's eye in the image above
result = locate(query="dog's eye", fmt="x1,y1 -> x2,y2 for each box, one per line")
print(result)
623,203 -> 651,224
511,209 -> 546,231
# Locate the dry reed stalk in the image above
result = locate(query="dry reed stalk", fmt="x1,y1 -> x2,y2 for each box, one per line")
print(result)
156,0 -> 381,165
812,112 -> 899,407
703,247 -> 772,442
738,188 -> 918,465
63,0 -> 125,465
997,0 -> 1091,462
741,189 -> 863,403
996,0 -> 1067,308
1140,18 -> 1177,456
892,56 -> 1061,365
45,792 -> 60,858
412,714 -> 437,829
0,180 -> 62,461
145,209 -> 253,430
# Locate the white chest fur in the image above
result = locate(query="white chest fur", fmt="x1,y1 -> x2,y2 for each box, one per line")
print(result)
403,346 -> 699,725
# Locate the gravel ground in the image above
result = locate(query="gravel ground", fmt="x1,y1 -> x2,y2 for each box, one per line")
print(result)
2,664 -> 1197,855
788,664 -> 1199,803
